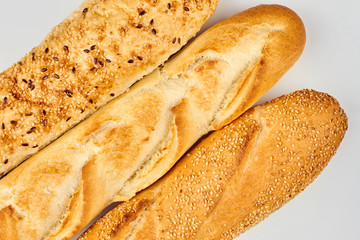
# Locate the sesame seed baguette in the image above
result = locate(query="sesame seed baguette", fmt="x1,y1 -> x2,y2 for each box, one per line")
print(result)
80,89 -> 348,240
0,0 -> 219,177
0,4 -> 305,240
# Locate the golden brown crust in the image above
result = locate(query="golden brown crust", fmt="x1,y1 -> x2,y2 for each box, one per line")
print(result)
80,90 -> 348,240
0,0 -> 218,176
0,4 -> 305,240
163,4 -> 306,129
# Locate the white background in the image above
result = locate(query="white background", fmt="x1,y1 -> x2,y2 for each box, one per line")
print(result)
0,0 -> 359,239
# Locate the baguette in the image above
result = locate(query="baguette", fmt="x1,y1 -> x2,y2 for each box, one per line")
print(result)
80,89 -> 348,240
0,5 -> 306,240
0,0 -> 218,177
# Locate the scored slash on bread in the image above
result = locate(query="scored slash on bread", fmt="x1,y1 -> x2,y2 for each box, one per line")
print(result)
80,90 -> 348,240
0,4 -> 306,240
0,0 -> 218,177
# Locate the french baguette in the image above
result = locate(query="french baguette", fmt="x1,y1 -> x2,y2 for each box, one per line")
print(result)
80,89 -> 348,240
0,0 -> 218,176
0,5 -> 305,240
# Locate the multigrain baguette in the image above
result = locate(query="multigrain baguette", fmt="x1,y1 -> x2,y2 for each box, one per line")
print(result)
80,89 -> 348,240
0,5 -> 306,240
0,0 -> 218,176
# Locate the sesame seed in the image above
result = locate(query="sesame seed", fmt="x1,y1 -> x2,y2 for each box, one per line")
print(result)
178,38 -> 181,44
83,8 -> 88,13
128,59 -> 134,63
99,61 -> 104,66
152,29 -> 157,35
25,113 -> 32,116
136,24 -> 143,28
106,59 -> 112,63
90,45 -> 96,51
43,110 -> 46,116
28,80 -> 35,91
110,93 -> 115,97
43,119 -> 47,127
10,121 -> 17,125
41,68 -> 47,72
45,48 -> 49,54
94,58 -> 98,64
53,57 -> 59,61
32,145 -> 39,148
66,117 -> 71,122
137,56 -> 143,61
1,123 -> 4,130
64,46 -> 69,51
72,67 -> 76,73
168,3 -> 171,9
89,99 -> 93,104
18,62 -> 23,66
42,75 -> 48,80
4,159 -> 8,164
64,89 -> 73,97
90,67 -> 96,71
84,49 -> 90,53
22,79 -> 27,84
150,19 -> 154,25
184,7 -> 190,11
54,74 -> 60,79
139,10 -> 146,16
3,97 -> 7,104
27,127 -> 36,134
21,143 -> 29,147
173,37 -> 177,44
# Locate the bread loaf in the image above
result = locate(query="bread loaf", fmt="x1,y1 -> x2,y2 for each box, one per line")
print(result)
0,5 -> 305,240
0,0 -> 218,177
80,89 -> 348,240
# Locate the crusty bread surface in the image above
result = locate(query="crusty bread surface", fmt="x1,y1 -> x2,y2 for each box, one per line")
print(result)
0,4 -> 305,240
0,0 -> 218,176
80,89 -> 348,240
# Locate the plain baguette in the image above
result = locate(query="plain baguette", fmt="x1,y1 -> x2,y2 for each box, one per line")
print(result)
0,4 -> 305,240
0,0 -> 218,177
80,89 -> 348,240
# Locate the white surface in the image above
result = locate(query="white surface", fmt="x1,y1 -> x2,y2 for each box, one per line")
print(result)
0,0 -> 359,239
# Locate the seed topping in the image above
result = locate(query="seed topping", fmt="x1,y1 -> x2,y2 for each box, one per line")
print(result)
27,127 -> 36,134
64,90 -> 73,97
